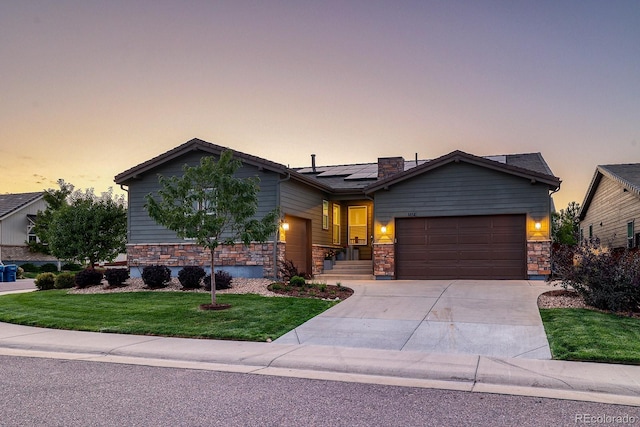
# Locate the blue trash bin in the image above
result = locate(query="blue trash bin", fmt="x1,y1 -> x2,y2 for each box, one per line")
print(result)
0,265 -> 4,282
3,265 -> 17,282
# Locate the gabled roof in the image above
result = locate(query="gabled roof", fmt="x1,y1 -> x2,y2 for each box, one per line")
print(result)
0,192 -> 44,220
115,138 -> 290,184
364,150 -> 560,193
579,164 -> 640,220
114,138 -> 335,193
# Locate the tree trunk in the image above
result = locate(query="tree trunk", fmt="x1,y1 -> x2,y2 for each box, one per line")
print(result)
210,249 -> 217,305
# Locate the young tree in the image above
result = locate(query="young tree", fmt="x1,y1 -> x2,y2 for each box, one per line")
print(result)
47,188 -> 127,267
28,179 -> 74,254
145,151 -> 279,308
551,201 -> 581,245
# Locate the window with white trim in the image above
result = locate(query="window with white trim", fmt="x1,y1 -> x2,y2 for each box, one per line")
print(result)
332,204 -> 340,245
348,206 -> 367,245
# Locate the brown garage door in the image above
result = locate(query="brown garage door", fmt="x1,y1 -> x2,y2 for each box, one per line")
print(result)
396,215 -> 526,279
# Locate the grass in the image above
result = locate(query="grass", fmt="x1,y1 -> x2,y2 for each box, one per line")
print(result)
540,308 -> 640,364
0,290 -> 338,341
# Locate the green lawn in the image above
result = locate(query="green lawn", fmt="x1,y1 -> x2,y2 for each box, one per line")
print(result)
0,290 -> 337,341
540,308 -> 640,365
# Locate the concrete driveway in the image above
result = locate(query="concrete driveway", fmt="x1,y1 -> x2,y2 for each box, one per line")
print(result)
275,280 -> 552,359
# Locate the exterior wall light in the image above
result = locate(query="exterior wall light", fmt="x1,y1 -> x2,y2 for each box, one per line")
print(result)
281,222 -> 290,231
380,226 -> 387,234
534,222 -> 542,231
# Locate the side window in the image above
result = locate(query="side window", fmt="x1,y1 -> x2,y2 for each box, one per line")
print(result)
322,200 -> 329,230
332,204 -> 340,245
627,221 -> 635,248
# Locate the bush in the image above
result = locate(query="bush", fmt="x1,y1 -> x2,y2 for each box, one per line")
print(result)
61,262 -> 83,271
178,266 -> 206,289
290,276 -> 306,287
75,268 -> 104,288
40,263 -> 58,273
278,259 -> 310,281
203,270 -> 233,291
54,272 -> 76,289
104,268 -> 129,286
554,242 -> 640,312
142,265 -> 171,288
34,272 -> 56,290
20,263 -> 39,273
16,267 -> 24,279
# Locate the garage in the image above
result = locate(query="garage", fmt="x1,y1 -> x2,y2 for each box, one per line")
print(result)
396,214 -> 526,280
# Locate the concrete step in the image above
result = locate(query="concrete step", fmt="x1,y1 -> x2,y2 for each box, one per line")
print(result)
318,260 -> 373,281
314,273 -> 375,281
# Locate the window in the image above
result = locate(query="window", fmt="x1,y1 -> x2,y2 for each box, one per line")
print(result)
579,228 -> 584,244
322,200 -> 329,230
627,221 -> 635,248
348,206 -> 367,245
588,224 -> 593,240
27,215 -> 38,243
332,204 -> 340,244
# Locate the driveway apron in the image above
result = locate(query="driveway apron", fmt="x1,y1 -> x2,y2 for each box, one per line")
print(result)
275,280 -> 552,359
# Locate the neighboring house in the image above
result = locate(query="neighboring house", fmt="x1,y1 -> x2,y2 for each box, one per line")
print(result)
578,164 -> 640,250
0,192 -> 57,265
115,138 -> 560,280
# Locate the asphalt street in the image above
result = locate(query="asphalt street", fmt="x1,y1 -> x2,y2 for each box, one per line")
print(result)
1,355 -> 638,427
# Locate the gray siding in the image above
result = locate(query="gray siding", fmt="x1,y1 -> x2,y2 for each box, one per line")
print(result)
0,198 -> 48,245
126,151 -> 279,244
280,180 -> 333,246
580,176 -> 640,249
374,162 -> 551,223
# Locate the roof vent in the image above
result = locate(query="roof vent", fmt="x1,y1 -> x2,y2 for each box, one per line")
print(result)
311,154 -> 316,173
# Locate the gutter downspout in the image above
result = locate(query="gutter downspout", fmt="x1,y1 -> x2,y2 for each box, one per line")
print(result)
274,173 -> 291,280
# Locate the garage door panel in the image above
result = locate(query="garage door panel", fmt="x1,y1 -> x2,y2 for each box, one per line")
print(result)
396,215 -> 526,280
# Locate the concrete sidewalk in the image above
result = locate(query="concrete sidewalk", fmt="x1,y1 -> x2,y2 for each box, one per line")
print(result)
0,322 -> 638,406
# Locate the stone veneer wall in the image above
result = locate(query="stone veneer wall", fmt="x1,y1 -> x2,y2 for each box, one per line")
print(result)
373,243 -> 395,278
312,245 -> 344,277
127,242 -> 283,278
527,240 -> 552,278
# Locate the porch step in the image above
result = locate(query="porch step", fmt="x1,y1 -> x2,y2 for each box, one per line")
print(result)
315,260 -> 373,281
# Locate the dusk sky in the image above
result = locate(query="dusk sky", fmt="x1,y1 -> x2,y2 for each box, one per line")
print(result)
2,1 -> 639,210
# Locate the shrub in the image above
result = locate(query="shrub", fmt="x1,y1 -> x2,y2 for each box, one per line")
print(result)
75,268 -> 104,288
278,259 -> 309,281
178,266 -> 206,289
290,276 -> 306,287
20,263 -> 39,273
554,242 -> 640,312
34,272 -> 56,290
61,262 -> 83,271
104,268 -> 129,286
142,265 -> 171,288
54,272 -> 76,289
40,263 -> 58,273
16,267 -> 24,279
203,270 -> 233,291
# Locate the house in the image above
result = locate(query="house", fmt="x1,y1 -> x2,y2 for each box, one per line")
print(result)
115,138 -> 560,280
578,164 -> 640,249
0,192 -> 57,265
